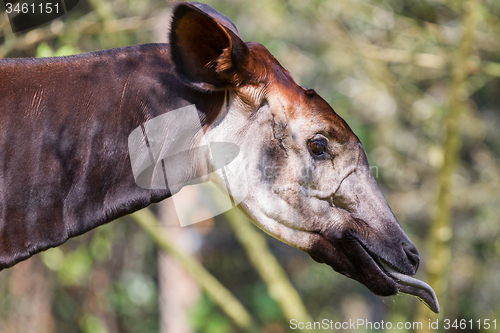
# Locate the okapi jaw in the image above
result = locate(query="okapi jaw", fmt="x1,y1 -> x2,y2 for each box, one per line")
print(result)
179,11 -> 439,311
206,92 -> 437,313
206,59 -> 439,312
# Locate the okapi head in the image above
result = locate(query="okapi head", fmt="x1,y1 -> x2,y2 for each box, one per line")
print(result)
0,2 -> 438,313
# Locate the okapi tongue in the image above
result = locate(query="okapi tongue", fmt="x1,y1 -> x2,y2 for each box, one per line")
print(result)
380,262 -> 440,314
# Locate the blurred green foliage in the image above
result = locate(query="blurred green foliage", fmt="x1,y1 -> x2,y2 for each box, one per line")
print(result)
189,295 -> 233,333
1,0 -> 500,332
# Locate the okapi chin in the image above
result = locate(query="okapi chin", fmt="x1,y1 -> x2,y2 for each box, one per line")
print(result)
0,1 -> 439,313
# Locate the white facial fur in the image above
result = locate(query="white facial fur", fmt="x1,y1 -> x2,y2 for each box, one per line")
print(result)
203,89 -> 376,251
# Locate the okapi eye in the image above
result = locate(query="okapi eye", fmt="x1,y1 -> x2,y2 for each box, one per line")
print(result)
309,139 -> 327,156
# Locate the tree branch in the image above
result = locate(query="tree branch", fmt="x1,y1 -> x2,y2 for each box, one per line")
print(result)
130,208 -> 259,333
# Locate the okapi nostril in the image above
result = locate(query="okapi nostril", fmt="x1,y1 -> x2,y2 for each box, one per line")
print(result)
402,242 -> 420,272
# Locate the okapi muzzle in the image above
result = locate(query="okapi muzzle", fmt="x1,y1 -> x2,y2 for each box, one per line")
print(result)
0,1 -> 439,313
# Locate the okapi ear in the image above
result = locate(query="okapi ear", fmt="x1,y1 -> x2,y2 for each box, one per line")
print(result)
169,2 -> 252,91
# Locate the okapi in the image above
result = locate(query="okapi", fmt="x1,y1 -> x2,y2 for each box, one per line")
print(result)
0,2 -> 439,313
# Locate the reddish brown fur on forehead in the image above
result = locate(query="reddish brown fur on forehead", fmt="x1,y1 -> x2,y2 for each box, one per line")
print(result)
245,42 -> 298,89
245,42 -> 357,144
302,92 -> 356,144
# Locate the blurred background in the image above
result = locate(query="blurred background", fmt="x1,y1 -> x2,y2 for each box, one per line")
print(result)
1,0 -> 499,332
